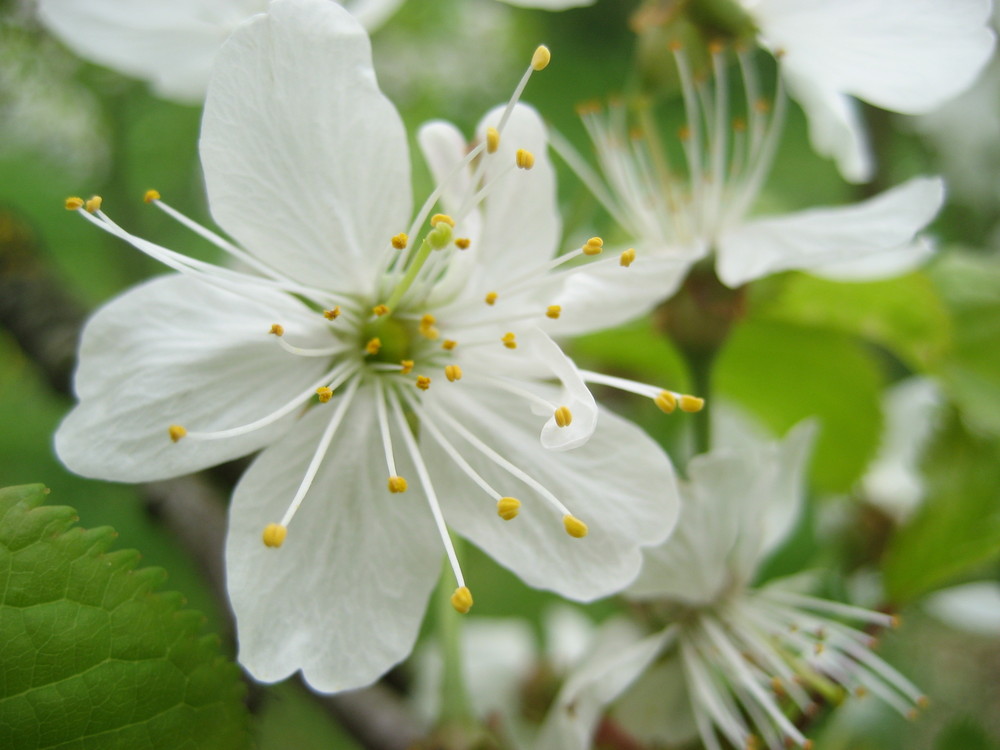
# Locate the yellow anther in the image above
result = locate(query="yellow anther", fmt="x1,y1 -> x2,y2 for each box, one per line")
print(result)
85,195 -> 103,213
669,39 -> 684,52
582,236 -> 604,256
680,395 -> 705,413
269,323 -> 284,336
917,696 -> 930,709
855,686 -> 869,698
755,98 -> 772,114
484,291 -> 498,306
450,586 -> 473,614
262,523 -> 288,548
655,391 -> 677,414
445,364 -> 463,382
387,476 -> 408,493
531,45 -> 551,71
814,642 -> 825,655
316,387 -> 333,403
515,149 -> 535,170
400,359 -> 414,375
678,125 -> 692,141
770,677 -> 784,695
906,708 -> 920,721
486,127 -> 500,154
372,304 -> 390,317
442,339 -> 457,351
416,375 -> 431,391
546,305 -> 561,319
323,306 -> 341,320
391,232 -> 408,249
620,248 -> 636,267
65,196 -> 85,210
167,425 -> 187,443
366,337 -> 382,355
431,213 -> 455,228
553,406 -> 573,427
802,742 -> 814,750
421,313 -> 436,327
563,514 -> 589,538
890,614 -> 902,629
455,237 -> 471,250
501,332 -> 517,349
143,189 -> 161,203
496,497 -> 521,521
732,117 -> 747,133
420,325 -> 440,340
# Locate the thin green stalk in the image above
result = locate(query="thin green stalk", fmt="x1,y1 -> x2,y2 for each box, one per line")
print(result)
435,537 -> 472,726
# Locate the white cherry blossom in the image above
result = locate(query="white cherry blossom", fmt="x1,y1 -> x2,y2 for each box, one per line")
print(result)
55,0 -> 689,693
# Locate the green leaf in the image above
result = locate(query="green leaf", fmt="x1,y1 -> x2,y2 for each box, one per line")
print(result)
0,484 -> 251,750
930,252 -> 1000,436
882,417 -> 1000,603
714,318 -> 884,493
755,272 -> 952,371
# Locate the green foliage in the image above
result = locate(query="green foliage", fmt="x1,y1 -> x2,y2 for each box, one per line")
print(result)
0,484 -> 250,750
883,416 -> 1000,603
714,318 -> 884,493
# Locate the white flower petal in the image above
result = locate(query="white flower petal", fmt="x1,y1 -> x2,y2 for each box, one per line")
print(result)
421,383 -> 679,601
226,385 -> 442,692
343,0 -> 405,29
862,377 -> 943,522
535,618 -> 673,750
499,0 -> 595,8
715,176 -> 945,287
201,0 -> 412,294
417,119 -> 477,220
55,274 -> 329,482
613,655 -> 699,747
543,604 -> 598,673
924,582 -> 1000,636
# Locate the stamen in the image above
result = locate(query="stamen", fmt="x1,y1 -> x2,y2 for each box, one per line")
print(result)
372,304 -> 390,317
65,196 -> 84,210
497,497 -> 521,520
455,238 -> 471,250
680,395 -> 706,412
582,236 -> 604,255
620,248 -> 636,267
431,213 -> 455,228
388,476 -> 408,493
324,307 -> 341,320
563,514 -> 588,538
401,360 -> 414,374
316,387 -> 333,403
515,149 -> 536,170
445,365 -> 463,382
269,323 -> 285,336
531,44 -> 551,71
451,586 -> 474,614
416,375 -> 432,391
374,379 -> 407,493
657,393 -> 677,414
442,339 -> 457,351
143,189 -> 160,203
391,232 -> 409,250
262,523 -> 288,548
501,332 -> 517,349
553,405 -> 573,427
168,424 -> 187,442
546,305 -> 562,319
366,338 -> 382,355
486,127 -> 500,153
85,195 -> 103,213
485,292 -> 498,305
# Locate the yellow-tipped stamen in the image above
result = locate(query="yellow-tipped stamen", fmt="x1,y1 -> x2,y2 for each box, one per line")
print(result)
316,387 -> 333,403
553,405 -> 573,428
168,424 -> 187,443
486,127 -> 500,154
582,236 -> 604,256
416,375 -> 431,391
680,394 -> 705,413
269,323 -> 284,336
497,497 -> 521,521
531,45 -> 551,71
387,476 -> 408,493
655,391 -> 677,414
515,149 -> 535,170
401,359 -> 414,375
372,304 -> 390,317
323,306 -> 341,320
430,213 -> 455,228
65,196 -> 85,211
262,523 -> 288,548
366,337 -> 382,355
445,364 -> 463,382
451,586 -> 474,614
442,339 -> 457,351
419,313 -> 440,340
620,248 -> 636,267
485,291 -> 498,306
455,238 -> 471,250
421,313 -> 436,327
563,514 -> 588,538
143,189 -> 161,203
391,232 -> 408,250
501,332 -> 517,349
546,305 -> 561,319
85,195 -> 103,213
